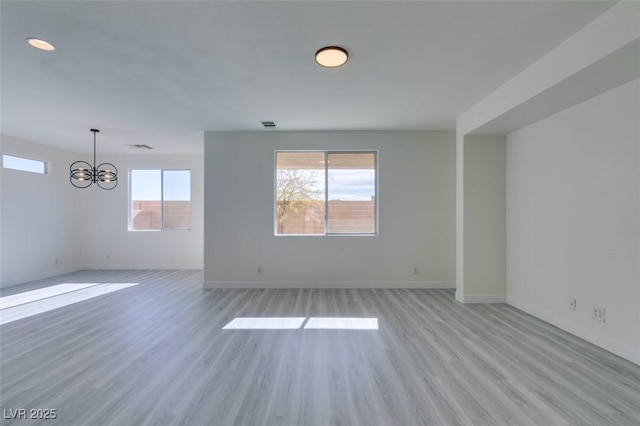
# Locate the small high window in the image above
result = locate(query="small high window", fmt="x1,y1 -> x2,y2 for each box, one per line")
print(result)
275,151 -> 377,235
2,154 -> 46,174
129,169 -> 191,231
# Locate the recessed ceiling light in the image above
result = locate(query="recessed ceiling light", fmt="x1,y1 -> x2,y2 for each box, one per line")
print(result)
315,46 -> 348,68
26,37 -> 55,51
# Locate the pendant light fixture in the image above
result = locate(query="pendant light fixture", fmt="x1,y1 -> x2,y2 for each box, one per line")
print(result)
70,129 -> 118,190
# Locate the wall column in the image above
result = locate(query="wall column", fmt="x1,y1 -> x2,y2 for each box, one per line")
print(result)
455,132 -> 506,303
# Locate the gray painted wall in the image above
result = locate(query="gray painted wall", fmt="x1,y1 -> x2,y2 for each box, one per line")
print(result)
203,131 -> 455,288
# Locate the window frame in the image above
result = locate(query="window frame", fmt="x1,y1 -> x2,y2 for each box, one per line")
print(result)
274,150 -> 378,236
2,154 -> 48,174
128,168 -> 192,232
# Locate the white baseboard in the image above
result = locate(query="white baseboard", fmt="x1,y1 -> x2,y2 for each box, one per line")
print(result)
204,281 -> 455,290
82,264 -> 203,270
1,265 -> 82,288
507,295 -> 639,366
455,291 -> 507,303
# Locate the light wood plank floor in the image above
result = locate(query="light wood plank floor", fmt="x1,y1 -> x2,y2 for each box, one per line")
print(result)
1,270 -> 639,425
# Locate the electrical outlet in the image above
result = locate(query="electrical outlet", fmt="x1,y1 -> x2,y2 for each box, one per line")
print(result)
412,267 -> 419,275
257,266 -> 263,275
592,305 -> 605,322
569,298 -> 576,311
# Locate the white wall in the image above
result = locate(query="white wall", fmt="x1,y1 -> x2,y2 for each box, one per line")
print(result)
0,135 -> 3,283
456,135 -> 506,303
1,135 -> 83,286
81,154 -> 204,270
1,136 -> 204,287
506,79 -> 640,364
204,131 -> 455,288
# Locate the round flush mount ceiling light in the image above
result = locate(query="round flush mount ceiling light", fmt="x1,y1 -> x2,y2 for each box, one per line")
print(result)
315,46 -> 348,68
26,37 -> 55,51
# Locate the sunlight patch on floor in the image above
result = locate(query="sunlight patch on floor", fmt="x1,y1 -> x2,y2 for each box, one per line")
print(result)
222,317 -> 379,330
304,317 -> 378,330
0,283 -> 140,325
222,317 -> 306,330
0,283 -> 101,309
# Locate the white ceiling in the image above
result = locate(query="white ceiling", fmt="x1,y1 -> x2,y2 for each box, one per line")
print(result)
1,1 -> 615,155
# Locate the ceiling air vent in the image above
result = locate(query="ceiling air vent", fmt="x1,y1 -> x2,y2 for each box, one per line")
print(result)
261,121 -> 276,128
129,144 -> 154,150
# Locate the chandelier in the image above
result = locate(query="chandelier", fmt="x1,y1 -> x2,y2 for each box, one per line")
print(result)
70,129 -> 118,190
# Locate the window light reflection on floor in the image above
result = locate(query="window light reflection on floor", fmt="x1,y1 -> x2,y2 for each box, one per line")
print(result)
304,317 -> 378,330
0,283 -> 140,325
222,317 -> 306,330
222,317 -> 379,330
0,283 -> 101,309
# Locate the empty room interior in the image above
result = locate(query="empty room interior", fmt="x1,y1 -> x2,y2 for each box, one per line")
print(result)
1,1 -> 639,425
